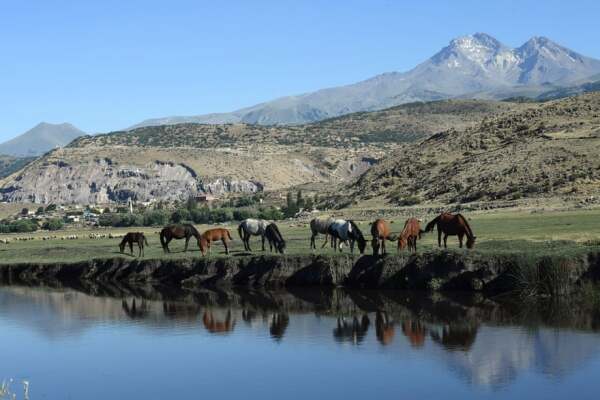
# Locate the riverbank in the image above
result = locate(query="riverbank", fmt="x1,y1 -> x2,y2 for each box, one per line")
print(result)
1,249 -> 599,296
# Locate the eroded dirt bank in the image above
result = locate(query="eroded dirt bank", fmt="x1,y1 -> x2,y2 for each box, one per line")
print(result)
1,251 -> 599,295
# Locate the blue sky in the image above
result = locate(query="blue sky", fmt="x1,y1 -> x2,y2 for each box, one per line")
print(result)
1,0 -> 599,140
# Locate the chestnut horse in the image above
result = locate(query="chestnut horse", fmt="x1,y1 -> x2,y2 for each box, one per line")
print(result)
370,219 -> 397,255
398,218 -> 423,253
198,228 -> 233,256
425,212 -> 476,249
159,223 -> 201,253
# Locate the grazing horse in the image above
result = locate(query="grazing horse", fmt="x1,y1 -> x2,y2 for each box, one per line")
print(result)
328,219 -> 367,254
198,228 -> 233,256
371,219 -> 397,255
425,212 -> 476,249
238,218 -> 269,252
398,218 -> 423,253
309,217 -> 335,249
265,223 -> 286,254
159,224 -> 201,253
119,232 -> 149,257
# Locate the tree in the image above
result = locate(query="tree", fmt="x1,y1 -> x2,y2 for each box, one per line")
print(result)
20,208 -> 29,216
42,218 -> 64,231
296,190 -> 305,209
36,206 -> 45,215
45,204 -> 57,212
171,208 -> 191,223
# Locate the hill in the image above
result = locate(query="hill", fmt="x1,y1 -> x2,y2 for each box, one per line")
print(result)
348,93 -> 600,207
131,33 -> 600,128
0,99 -> 525,205
0,122 -> 85,157
0,155 -> 35,179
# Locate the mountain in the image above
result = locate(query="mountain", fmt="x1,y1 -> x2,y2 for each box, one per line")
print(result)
348,92 -> 600,207
0,122 -> 85,157
131,33 -> 600,128
0,154 -> 35,179
0,98 -> 526,204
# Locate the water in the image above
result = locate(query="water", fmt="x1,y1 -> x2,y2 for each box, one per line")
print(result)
1,285 -> 600,399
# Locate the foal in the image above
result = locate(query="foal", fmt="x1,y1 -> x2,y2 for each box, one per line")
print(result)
198,228 -> 233,256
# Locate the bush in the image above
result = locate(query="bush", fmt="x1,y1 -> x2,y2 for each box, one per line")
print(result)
397,196 -> 421,206
233,208 -> 258,221
45,204 -> 57,212
258,207 -> 284,221
42,218 -> 64,231
210,208 -> 233,223
0,219 -> 38,233
143,210 -> 170,226
171,208 -> 191,223
191,207 -> 211,224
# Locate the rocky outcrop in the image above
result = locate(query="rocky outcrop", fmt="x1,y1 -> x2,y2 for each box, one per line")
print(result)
2,251 -> 599,296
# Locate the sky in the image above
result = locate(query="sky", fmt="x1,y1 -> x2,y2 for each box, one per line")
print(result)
1,0 -> 599,141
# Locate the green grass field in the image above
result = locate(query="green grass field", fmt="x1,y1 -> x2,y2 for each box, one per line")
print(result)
1,209 -> 600,264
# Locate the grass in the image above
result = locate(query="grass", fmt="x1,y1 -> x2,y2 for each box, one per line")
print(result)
1,209 -> 600,264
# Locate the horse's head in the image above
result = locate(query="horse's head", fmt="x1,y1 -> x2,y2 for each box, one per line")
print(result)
397,237 -> 407,251
466,236 -> 476,249
198,237 -> 208,255
277,240 -> 286,254
357,236 -> 367,254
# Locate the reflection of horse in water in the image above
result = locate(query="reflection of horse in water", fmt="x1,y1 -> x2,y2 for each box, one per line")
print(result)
162,302 -> 201,321
203,310 -> 236,334
401,319 -> 426,348
270,313 -> 290,341
242,309 -> 258,324
430,324 -> 478,351
333,315 -> 370,345
375,311 -> 395,345
122,298 -> 149,319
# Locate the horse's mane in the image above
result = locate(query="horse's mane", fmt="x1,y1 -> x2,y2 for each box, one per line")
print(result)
348,220 -> 365,242
455,214 -> 475,239
424,215 -> 440,232
184,223 -> 201,238
268,223 -> 285,243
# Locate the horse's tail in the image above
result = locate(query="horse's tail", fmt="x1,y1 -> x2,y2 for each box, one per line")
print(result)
424,215 -> 440,233
237,223 -> 244,241
456,214 -> 475,239
227,229 -> 233,241
159,229 -> 166,249
418,229 -> 425,239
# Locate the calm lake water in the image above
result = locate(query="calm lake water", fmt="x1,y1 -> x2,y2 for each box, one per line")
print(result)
1,285 -> 600,399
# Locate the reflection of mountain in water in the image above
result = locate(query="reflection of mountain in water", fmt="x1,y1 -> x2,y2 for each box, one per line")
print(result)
1,284 -> 600,388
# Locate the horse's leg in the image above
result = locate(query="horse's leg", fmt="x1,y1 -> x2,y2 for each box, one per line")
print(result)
261,235 -> 265,251
222,239 -> 229,255
437,229 -> 442,247
184,236 -> 190,252
350,239 -> 355,254
458,234 -> 464,248
443,234 -> 448,248
310,233 -> 315,249
129,241 -> 133,255
382,238 -> 386,255
245,233 -> 252,252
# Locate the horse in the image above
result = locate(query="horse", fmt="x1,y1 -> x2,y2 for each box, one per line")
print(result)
119,232 -> 149,257
265,223 -> 286,254
371,219 -> 397,255
159,223 -> 201,253
328,219 -> 367,254
198,228 -> 233,256
425,212 -> 476,249
398,218 -> 423,253
309,217 -> 335,249
237,218 -> 269,252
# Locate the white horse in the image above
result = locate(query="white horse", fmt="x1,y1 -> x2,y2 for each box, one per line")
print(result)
309,217 -> 335,249
328,219 -> 367,254
238,218 -> 270,251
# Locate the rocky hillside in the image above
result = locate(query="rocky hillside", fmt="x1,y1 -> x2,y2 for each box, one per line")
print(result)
0,154 -> 35,179
349,93 -> 600,206
0,99 -> 524,204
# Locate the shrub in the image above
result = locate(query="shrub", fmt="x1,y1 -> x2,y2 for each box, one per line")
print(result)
42,218 -> 64,231
171,208 -> 191,223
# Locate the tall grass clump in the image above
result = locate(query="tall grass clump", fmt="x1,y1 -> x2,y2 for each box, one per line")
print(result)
508,256 -> 573,298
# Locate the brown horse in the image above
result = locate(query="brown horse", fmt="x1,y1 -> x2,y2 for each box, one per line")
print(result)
425,212 -> 476,249
398,218 -> 423,253
370,219 -> 397,255
119,232 -> 149,257
198,228 -> 233,256
159,224 -> 201,253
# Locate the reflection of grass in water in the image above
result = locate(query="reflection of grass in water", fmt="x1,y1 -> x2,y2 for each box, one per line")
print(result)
1,379 -> 29,399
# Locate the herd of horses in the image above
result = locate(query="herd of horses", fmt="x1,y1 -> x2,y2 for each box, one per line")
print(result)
118,212 -> 476,257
